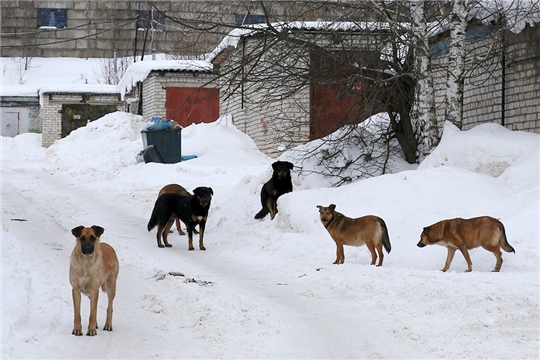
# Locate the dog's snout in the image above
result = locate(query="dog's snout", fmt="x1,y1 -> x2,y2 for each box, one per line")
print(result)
417,240 -> 426,248
81,243 -> 94,254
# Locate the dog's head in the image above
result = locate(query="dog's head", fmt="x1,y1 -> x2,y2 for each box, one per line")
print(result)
272,161 -> 293,180
317,204 -> 336,226
193,187 -> 214,208
71,225 -> 104,255
417,224 -> 441,248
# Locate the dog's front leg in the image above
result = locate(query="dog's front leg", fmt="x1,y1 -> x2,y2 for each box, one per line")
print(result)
334,241 -> 345,264
87,289 -> 100,336
72,288 -> 83,336
441,247 -> 457,272
198,220 -> 206,251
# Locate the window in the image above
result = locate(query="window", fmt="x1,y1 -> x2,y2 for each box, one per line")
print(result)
37,8 -> 67,29
136,10 -> 165,30
235,14 -> 266,26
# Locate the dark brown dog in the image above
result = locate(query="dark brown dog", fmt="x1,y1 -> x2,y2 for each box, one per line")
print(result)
158,184 -> 198,236
317,204 -> 391,265
148,187 -> 213,250
417,216 -> 515,272
70,225 -> 119,336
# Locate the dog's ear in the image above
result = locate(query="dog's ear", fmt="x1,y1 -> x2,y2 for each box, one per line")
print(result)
329,204 -> 336,212
316,205 -> 324,212
91,225 -> 104,237
271,162 -> 278,170
208,187 -> 214,196
71,226 -> 84,238
286,161 -> 293,170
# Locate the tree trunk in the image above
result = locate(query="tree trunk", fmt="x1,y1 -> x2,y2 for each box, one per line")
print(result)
411,1 -> 439,161
445,0 -> 468,129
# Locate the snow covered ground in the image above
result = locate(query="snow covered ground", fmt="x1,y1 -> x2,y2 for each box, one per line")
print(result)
2,112 -> 539,359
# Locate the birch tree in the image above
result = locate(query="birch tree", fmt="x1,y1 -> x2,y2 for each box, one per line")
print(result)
445,0 -> 470,129
411,1 -> 439,159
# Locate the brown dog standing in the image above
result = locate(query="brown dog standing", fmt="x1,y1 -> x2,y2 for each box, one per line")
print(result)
317,204 -> 391,265
158,184 -> 198,236
417,216 -> 515,272
70,225 -> 119,336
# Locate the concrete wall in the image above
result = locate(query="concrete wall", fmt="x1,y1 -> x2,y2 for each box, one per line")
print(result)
1,0 -> 348,59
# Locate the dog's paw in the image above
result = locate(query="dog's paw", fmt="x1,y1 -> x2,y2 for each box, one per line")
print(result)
103,324 -> 113,331
165,244 -> 172,248
72,329 -> 83,336
200,246 -> 206,251
188,247 -> 195,251
86,329 -> 97,336
158,244 -> 165,248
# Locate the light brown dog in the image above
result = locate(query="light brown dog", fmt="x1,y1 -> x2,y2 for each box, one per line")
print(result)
317,204 -> 391,265
70,225 -> 119,336
158,184 -> 198,235
417,216 -> 515,272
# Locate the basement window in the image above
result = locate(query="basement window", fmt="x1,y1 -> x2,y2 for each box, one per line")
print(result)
235,14 -> 266,26
37,9 -> 67,29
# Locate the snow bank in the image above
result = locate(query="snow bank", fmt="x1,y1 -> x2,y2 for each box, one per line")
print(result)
420,121 -> 539,189
280,113 -> 417,189
43,112 -> 146,180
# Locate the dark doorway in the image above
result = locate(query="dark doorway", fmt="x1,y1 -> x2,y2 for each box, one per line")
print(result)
61,104 -> 117,137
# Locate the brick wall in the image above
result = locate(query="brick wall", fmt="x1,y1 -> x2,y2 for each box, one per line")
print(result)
140,71 -> 218,121
40,93 -> 125,147
40,95 -> 65,147
432,26 -> 540,134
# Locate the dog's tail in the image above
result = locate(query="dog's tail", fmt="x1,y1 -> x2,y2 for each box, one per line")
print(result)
147,210 -> 158,232
254,208 -> 269,220
499,225 -> 515,253
378,217 -> 391,254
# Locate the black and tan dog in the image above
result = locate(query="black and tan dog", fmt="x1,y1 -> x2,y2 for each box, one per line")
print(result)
70,225 -> 119,336
255,160 -> 294,220
158,184 -> 198,236
317,204 -> 391,265
148,186 -> 213,250
417,216 -> 515,272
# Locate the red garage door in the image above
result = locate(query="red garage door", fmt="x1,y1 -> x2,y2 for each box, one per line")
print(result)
166,87 -> 220,127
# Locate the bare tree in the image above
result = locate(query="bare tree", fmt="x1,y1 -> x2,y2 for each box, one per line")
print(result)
96,54 -> 133,85
152,0 -> 538,184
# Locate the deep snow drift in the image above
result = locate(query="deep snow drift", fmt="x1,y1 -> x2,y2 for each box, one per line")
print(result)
2,113 -> 539,359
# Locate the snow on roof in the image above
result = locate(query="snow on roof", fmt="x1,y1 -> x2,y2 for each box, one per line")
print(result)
207,20 -> 394,62
117,59 -> 213,98
427,0 -> 539,38
37,84 -> 119,107
471,0 -> 540,33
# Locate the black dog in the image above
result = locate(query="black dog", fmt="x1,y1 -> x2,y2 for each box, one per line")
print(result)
148,186 -> 213,250
254,161 -> 294,220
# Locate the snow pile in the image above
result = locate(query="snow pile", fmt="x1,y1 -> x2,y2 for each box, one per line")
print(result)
420,121 -> 540,188
281,113 -> 416,188
43,112 -> 146,180
2,111 -> 539,359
